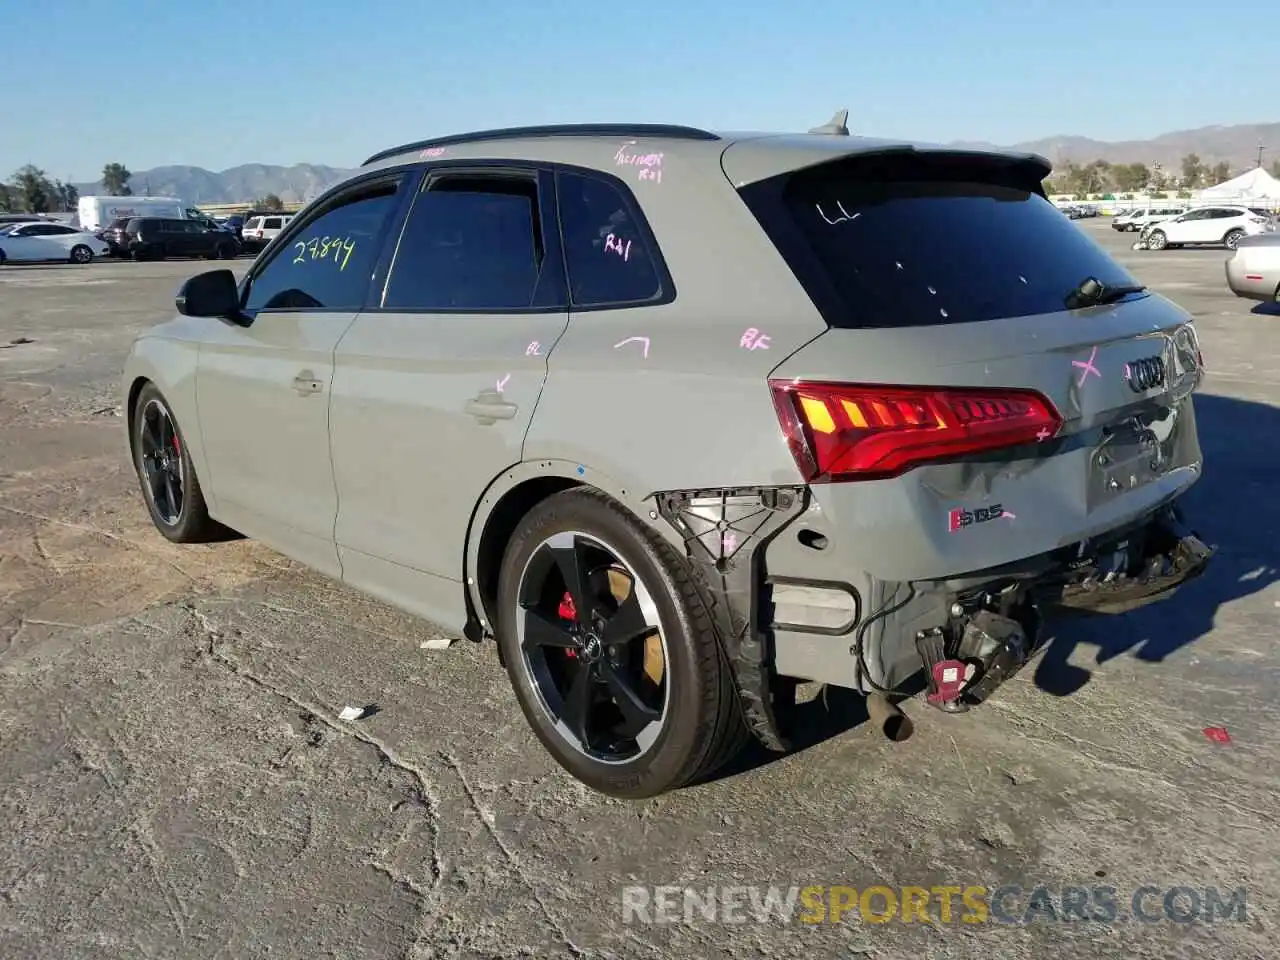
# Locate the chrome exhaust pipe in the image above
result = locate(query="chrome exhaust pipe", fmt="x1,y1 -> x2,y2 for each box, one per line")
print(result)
866,693 -> 914,742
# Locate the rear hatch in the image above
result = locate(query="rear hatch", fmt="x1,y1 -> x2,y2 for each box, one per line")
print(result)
730,145 -> 1205,582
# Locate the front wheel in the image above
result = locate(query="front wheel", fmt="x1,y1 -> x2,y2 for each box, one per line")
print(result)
1147,230 -> 1168,251
70,244 -> 93,264
131,383 -> 227,543
1224,229 -> 1245,250
495,489 -> 747,799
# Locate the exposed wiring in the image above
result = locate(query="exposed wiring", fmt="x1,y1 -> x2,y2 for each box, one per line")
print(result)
852,581 -> 918,695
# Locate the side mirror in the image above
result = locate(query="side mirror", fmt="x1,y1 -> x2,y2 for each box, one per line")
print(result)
176,269 -> 243,321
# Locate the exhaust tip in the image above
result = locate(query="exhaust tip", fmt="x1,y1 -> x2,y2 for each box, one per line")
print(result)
866,693 -> 915,743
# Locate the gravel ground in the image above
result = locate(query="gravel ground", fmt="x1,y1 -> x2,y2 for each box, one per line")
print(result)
1,225 -> 1277,959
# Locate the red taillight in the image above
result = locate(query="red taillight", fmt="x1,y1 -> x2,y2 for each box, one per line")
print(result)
768,380 -> 1063,482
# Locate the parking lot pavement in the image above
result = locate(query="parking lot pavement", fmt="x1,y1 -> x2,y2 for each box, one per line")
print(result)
1,229 -> 1277,959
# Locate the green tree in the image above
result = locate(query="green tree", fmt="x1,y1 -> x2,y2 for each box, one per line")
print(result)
1208,161 -> 1231,185
1064,159 -> 1111,197
55,180 -> 79,212
257,193 -> 284,211
101,162 -> 133,196
1180,153 -> 1204,188
9,165 -> 54,213
1112,162 -> 1151,192
0,184 -> 13,212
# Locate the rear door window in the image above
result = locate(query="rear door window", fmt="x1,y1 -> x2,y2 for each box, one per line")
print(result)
264,217 -> 283,230
381,172 -> 558,311
742,154 -> 1141,328
556,171 -> 664,307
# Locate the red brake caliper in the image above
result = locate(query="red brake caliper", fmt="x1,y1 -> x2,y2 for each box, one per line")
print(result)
558,592 -> 578,658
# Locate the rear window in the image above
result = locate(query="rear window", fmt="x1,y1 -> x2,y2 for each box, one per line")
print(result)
245,217 -> 263,229
743,154 -> 1140,328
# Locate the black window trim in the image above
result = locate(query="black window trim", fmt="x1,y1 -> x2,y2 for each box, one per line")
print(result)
367,160 -> 569,316
237,168 -> 412,319
552,163 -> 676,312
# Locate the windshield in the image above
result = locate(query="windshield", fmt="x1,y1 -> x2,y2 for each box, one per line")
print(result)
746,155 -> 1139,328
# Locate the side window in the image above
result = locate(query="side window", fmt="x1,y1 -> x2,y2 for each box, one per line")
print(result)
244,180 -> 401,313
264,217 -> 282,230
556,171 -> 662,307
382,174 -> 549,311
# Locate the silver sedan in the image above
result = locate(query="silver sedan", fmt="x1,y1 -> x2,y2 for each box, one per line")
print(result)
1225,232 -> 1280,302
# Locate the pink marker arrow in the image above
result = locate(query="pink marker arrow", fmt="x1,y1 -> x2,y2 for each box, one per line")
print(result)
614,336 -> 650,358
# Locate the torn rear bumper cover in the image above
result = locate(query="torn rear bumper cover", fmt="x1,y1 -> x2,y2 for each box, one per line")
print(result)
872,501 -> 1214,710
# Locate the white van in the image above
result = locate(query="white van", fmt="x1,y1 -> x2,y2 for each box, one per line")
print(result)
1116,205 -> 1187,233
77,196 -> 203,233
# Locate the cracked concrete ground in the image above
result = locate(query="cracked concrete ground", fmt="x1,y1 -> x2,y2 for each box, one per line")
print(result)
1,228 -> 1278,959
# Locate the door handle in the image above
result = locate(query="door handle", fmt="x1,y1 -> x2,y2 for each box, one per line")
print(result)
292,371 -> 324,395
464,390 -> 517,424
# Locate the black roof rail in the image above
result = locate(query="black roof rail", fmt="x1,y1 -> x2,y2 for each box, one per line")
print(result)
361,123 -> 720,166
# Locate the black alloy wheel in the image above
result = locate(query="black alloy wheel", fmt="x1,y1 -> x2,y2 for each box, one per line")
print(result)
515,530 -> 669,764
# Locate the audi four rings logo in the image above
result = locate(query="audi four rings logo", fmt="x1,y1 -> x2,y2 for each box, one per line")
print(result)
1125,356 -> 1166,392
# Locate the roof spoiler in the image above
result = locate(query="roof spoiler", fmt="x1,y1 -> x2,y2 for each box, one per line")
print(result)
808,109 -> 849,136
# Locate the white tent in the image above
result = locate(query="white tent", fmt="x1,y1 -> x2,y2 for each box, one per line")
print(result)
1198,167 -> 1280,202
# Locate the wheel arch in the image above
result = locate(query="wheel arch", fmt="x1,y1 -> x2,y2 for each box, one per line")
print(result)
122,337 -> 215,512
463,458 -> 684,640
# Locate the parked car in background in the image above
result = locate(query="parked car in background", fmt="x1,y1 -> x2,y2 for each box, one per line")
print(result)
120,217 -> 240,261
121,117 -> 1211,798
1119,205 -> 1187,233
1225,232 -> 1280,302
240,214 -> 293,253
0,213 -> 59,227
1112,209 -> 1139,230
1144,205 -> 1271,250
0,221 -> 110,264
220,215 -> 246,239
100,217 -> 136,255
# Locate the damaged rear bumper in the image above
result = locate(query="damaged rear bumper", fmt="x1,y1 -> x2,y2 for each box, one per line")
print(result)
864,501 -> 1214,712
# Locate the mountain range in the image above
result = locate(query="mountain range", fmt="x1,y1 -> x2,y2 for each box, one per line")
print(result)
951,122 -> 1279,172
73,163 -> 355,204
69,122 -> 1279,202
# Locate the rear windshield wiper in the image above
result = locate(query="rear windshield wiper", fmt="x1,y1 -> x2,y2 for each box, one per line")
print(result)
1065,277 -> 1147,309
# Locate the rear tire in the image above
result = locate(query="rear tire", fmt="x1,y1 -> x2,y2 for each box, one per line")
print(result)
130,382 -> 228,544
1147,230 -> 1168,251
1224,229 -> 1244,250
495,488 -> 747,799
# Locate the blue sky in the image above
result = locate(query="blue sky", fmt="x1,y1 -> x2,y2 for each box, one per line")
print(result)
1,0 -> 1273,182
